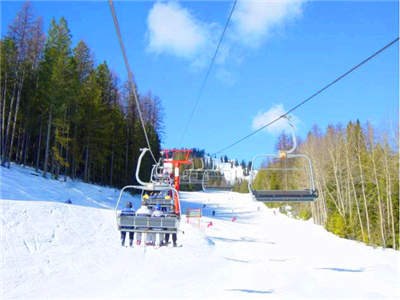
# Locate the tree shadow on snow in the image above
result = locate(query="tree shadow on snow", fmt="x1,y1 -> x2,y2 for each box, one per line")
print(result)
226,289 -> 274,294
208,236 -> 275,245
223,257 -> 250,263
317,267 -> 365,273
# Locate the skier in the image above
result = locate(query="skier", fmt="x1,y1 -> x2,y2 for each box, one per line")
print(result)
120,201 -> 135,247
135,204 -> 152,245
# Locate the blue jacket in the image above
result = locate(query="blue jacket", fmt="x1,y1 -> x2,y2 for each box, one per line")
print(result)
121,207 -> 135,216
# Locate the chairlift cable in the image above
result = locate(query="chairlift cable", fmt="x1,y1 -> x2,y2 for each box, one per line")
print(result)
179,0 -> 238,144
213,37 -> 399,156
108,0 -> 157,163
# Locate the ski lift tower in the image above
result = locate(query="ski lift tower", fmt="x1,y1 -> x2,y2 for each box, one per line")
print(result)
162,149 -> 193,191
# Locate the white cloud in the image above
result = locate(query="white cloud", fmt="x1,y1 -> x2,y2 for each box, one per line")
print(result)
145,0 -> 306,80
146,2 -> 211,59
252,104 -> 299,135
231,0 -> 305,46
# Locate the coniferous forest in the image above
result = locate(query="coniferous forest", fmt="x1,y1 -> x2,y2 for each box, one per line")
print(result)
1,3 -> 398,250
1,3 -> 162,187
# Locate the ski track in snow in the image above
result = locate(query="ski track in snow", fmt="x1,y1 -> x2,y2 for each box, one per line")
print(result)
1,164 -> 400,299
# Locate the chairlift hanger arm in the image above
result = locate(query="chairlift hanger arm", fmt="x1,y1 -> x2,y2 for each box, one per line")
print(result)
284,117 -> 297,154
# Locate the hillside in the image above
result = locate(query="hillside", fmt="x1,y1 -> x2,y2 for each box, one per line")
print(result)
1,164 -> 399,299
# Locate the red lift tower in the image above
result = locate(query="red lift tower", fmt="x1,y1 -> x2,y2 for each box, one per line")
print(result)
162,149 -> 192,215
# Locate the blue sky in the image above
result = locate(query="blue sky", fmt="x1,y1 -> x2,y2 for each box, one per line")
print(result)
1,1 -> 398,163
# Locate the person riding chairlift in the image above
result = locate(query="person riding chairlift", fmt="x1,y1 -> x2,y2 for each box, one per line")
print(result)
150,204 -> 164,246
135,204 -> 152,245
120,201 -> 135,247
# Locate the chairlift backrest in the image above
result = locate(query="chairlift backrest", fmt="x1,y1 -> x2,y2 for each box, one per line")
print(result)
201,169 -> 235,192
180,158 -> 206,185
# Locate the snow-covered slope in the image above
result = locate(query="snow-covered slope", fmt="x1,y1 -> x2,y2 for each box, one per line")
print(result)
0,164 -> 139,209
1,164 -> 399,299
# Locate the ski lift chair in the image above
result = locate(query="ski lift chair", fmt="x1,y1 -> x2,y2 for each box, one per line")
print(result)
202,169 -> 234,192
150,158 -> 173,186
115,148 -> 181,236
180,158 -> 206,186
248,117 -> 318,202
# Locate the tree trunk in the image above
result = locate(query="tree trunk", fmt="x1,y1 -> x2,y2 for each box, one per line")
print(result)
124,127 -> 129,185
43,108 -> 52,178
8,73 -> 25,165
64,124 -> 70,182
345,142 -> 365,241
110,145 -> 114,186
370,148 -> 386,247
357,147 -> 371,243
23,130 -> 29,166
383,153 -> 395,249
15,126 -> 22,163
35,117 -> 43,172
84,144 -> 89,182
316,179 -> 327,225
0,72 -> 7,158
71,124 -> 78,179
328,148 -> 345,217
2,80 -> 17,166
315,162 -> 328,224
101,164 -> 105,185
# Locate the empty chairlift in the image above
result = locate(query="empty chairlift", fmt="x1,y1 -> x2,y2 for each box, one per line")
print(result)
248,117 -> 318,202
180,158 -> 206,186
201,158 -> 236,192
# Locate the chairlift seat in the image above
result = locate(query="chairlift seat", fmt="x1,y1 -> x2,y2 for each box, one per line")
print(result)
118,215 -> 179,233
252,189 -> 318,202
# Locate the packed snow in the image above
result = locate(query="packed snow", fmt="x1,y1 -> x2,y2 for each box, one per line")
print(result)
1,164 -> 399,299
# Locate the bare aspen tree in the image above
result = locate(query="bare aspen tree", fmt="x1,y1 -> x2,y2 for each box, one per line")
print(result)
8,72 -> 24,162
382,139 -> 396,249
355,124 -> 371,243
367,124 -> 386,247
345,127 -> 365,241
327,127 -> 346,217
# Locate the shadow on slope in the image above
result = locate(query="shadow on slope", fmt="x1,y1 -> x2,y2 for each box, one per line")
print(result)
317,267 -> 365,273
226,289 -> 274,294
